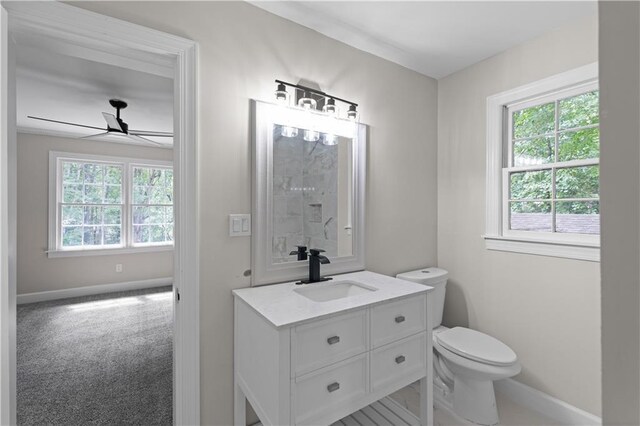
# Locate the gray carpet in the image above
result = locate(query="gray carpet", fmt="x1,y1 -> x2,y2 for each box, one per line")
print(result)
17,286 -> 173,425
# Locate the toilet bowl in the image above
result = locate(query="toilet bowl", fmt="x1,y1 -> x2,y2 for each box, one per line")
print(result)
396,268 -> 521,426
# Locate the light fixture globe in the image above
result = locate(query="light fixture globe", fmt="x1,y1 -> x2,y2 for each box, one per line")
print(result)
281,126 -> 299,138
347,104 -> 359,121
303,129 -> 320,142
298,91 -> 317,110
322,98 -> 339,116
322,133 -> 338,146
275,83 -> 289,104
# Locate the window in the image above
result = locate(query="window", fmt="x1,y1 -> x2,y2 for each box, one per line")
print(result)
485,64 -> 600,261
49,152 -> 173,257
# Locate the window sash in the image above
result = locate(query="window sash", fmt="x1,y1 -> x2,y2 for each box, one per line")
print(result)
51,152 -> 173,253
503,83 -> 599,240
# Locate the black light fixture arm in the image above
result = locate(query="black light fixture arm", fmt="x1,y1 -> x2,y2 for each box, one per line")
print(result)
274,79 -> 358,107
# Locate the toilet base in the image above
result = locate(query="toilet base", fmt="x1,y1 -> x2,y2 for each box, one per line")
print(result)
453,376 -> 499,426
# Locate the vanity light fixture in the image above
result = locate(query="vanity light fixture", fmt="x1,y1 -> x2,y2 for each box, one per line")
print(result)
281,126 -> 298,138
274,80 -> 359,122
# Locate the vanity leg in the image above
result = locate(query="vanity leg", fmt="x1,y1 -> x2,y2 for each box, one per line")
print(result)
420,376 -> 433,426
234,375 -> 246,426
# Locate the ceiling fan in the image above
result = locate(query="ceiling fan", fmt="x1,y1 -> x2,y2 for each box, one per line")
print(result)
28,99 -> 173,146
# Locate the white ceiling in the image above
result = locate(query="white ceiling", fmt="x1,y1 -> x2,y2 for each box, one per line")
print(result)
15,35 -> 174,147
251,1 -> 597,79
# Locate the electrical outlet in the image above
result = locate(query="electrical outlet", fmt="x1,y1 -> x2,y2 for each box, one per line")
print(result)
115,264 -> 123,273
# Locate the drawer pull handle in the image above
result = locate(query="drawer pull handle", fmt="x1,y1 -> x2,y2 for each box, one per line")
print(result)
327,382 -> 340,393
327,336 -> 340,345
395,355 -> 406,364
395,315 -> 406,323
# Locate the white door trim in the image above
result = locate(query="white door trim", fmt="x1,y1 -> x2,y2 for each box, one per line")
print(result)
0,2 -> 200,425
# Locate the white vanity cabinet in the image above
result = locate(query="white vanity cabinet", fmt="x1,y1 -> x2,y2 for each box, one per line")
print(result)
233,271 -> 433,426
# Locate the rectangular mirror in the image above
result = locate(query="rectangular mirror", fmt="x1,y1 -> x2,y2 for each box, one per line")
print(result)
252,100 -> 366,286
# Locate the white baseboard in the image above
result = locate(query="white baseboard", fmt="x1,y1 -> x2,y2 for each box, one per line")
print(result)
17,277 -> 173,304
495,378 -> 602,426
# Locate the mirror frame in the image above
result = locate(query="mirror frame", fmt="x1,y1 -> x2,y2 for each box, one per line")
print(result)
251,100 -> 366,286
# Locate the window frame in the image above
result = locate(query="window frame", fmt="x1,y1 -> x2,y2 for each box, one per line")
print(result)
48,151 -> 174,258
484,63 -> 600,262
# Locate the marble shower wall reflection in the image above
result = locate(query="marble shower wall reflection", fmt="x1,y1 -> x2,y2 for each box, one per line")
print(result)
272,126 -> 352,264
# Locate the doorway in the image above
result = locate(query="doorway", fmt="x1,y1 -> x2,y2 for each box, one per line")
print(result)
0,2 -> 199,424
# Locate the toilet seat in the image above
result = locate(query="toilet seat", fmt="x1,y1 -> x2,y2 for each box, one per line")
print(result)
435,327 -> 517,367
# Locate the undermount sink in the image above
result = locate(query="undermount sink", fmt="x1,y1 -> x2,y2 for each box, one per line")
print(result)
294,280 -> 377,302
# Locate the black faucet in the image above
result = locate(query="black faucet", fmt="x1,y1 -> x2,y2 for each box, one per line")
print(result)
289,245 -> 308,261
296,248 -> 332,284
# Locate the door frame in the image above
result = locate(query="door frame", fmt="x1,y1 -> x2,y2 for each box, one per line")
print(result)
0,2 -> 200,424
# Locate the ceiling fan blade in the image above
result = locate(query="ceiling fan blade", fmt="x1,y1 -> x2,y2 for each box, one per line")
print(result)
102,112 -> 123,132
126,134 -> 167,147
129,130 -> 174,137
79,132 -> 110,140
28,116 -> 105,131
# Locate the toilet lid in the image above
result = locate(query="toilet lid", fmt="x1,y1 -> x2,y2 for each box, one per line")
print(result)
435,327 -> 517,366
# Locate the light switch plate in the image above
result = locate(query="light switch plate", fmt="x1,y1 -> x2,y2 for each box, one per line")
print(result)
229,214 -> 251,237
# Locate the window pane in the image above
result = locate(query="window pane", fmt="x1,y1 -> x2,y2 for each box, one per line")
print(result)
133,167 -> 151,186
83,226 -> 102,245
556,201 -> 600,234
510,170 -> 552,200
559,90 -> 599,130
103,207 -> 122,225
133,186 -> 150,204
63,162 -> 83,184
83,164 -> 103,184
83,184 -> 103,204
150,225 -> 167,243
104,185 -> 122,203
133,206 -> 149,225
62,226 -> 82,247
103,226 -> 122,245
62,206 -> 83,226
558,128 -> 599,162
510,201 -> 552,232
133,225 -> 149,243
149,206 -> 165,224
165,206 -> 174,224
83,206 -> 103,225
556,166 -> 599,199
513,136 -> 554,166
63,184 -> 83,203
512,102 -> 555,139
104,166 -> 122,185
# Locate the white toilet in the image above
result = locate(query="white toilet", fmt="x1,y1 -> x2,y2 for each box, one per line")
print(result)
396,268 -> 521,426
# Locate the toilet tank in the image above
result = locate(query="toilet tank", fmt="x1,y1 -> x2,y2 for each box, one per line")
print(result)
396,267 -> 448,329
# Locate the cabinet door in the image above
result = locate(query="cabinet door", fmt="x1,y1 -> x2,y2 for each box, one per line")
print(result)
371,294 -> 427,348
292,309 -> 368,376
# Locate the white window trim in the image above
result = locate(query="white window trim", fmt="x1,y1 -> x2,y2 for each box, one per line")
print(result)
484,63 -> 600,262
48,151 -> 174,258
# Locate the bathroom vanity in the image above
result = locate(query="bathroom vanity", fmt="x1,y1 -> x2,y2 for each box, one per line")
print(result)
233,271 -> 434,426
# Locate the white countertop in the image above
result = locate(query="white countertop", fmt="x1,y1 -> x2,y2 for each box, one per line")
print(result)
232,270 -> 433,328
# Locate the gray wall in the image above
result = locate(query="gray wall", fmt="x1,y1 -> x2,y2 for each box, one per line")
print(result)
17,133 -> 174,295
74,2 -> 439,424
599,2 -> 640,425
437,16 -> 601,415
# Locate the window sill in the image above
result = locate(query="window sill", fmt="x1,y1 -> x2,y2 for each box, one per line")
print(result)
483,235 -> 599,262
47,244 -> 174,258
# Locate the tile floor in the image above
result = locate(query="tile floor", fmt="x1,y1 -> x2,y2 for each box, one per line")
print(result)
390,382 -> 562,426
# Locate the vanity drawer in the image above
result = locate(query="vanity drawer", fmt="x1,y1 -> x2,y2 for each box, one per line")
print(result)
371,294 -> 427,348
371,332 -> 427,393
292,309 -> 368,377
293,353 -> 369,425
